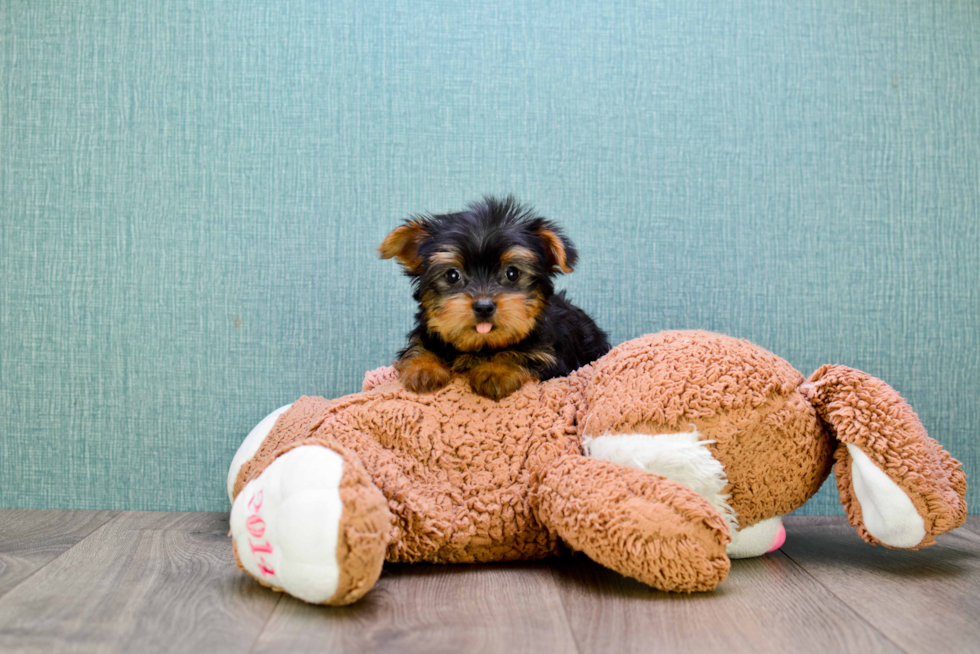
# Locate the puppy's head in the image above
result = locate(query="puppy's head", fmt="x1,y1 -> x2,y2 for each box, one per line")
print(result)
379,196 -> 577,351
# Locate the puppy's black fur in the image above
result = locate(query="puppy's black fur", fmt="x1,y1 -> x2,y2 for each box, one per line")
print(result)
379,196 -> 610,400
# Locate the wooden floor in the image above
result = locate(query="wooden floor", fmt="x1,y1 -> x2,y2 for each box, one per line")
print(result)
0,512 -> 977,654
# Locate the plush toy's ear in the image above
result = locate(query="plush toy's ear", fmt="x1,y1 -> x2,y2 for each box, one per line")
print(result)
801,365 -> 967,550
378,219 -> 429,273
536,225 -> 578,274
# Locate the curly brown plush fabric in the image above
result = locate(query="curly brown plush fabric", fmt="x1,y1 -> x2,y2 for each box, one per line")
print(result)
582,331 -> 833,528
236,377 -> 588,564
231,330 -> 967,601
531,455 -> 731,591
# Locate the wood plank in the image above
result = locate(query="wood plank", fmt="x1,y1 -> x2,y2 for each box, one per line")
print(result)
551,549 -> 903,654
0,511 -> 280,654
961,515 -> 980,537
781,516 -> 980,654
0,512 -> 974,653
0,509 -> 117,600
250,561 -> 580,654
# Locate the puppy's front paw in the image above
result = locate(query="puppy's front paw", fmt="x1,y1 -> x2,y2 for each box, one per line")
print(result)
469,362 -> 531,401
396,352 -> 452,394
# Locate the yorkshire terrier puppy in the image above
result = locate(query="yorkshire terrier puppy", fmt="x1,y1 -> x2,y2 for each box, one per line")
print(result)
379,196 -> 610,400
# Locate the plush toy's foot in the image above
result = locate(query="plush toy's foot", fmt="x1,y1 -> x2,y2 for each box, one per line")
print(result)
230,443 -> 392,605
727,516 -> 786,559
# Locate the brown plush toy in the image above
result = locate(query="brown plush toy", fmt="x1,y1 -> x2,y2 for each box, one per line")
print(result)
227,330 -> 967,604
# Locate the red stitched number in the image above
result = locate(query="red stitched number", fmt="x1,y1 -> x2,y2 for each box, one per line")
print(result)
249,539 -> 274,555
245,490 -> 275,576
245,514 -> 265,538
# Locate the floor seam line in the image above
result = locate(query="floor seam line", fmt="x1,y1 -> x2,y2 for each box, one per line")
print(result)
0,510 -> 121,603
245,592 -> 283,654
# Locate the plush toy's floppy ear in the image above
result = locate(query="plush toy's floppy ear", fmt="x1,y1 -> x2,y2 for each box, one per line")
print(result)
536,225 -> 577,274
801,365 -> 967,549
379,219 -> 429,273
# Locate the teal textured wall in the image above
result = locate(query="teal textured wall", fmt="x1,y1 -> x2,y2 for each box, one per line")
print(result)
1,1 -> 977,513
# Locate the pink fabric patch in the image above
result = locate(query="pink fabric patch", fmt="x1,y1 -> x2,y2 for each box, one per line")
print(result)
767,522 -> 787,553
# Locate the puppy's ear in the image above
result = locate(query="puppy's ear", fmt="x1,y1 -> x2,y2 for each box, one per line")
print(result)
379,219 -> 429,272
536,225 -> 578,274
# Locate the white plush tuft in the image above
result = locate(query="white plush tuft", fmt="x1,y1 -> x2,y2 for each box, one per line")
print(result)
584,430 -> 738,534
229,445 -> 345,604
847,444 -> 926,548
227,404 -> 293,503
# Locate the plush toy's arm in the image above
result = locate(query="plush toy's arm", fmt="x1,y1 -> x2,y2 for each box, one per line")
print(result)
802,365 -> 967,549
529,454 -> 731,592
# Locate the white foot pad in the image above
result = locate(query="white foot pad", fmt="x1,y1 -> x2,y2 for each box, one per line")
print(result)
227,404 -> 293,503
727,516 -> 786,559
229,445 -> 345,604
847,443 -> 926,548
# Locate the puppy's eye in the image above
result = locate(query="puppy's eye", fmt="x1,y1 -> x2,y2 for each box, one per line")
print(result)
445,269 -> 461,284
505,266 -> 520,282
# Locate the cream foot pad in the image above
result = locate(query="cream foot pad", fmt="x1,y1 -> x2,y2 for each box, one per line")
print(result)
230,445 -> 345,604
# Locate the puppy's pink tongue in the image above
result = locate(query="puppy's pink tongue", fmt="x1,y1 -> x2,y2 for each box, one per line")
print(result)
476,323 -> 493,334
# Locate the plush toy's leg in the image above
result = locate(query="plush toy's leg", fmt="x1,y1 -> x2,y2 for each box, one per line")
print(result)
802,365 -> 967,549
585,432 -> 788,560
229,439 -> 392,605
584,432 -> 786,559
530,455 -> 731,592
727,516 -> 786,559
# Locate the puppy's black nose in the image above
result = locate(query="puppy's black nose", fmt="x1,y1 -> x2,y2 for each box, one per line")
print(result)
472,299 -> 496,318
